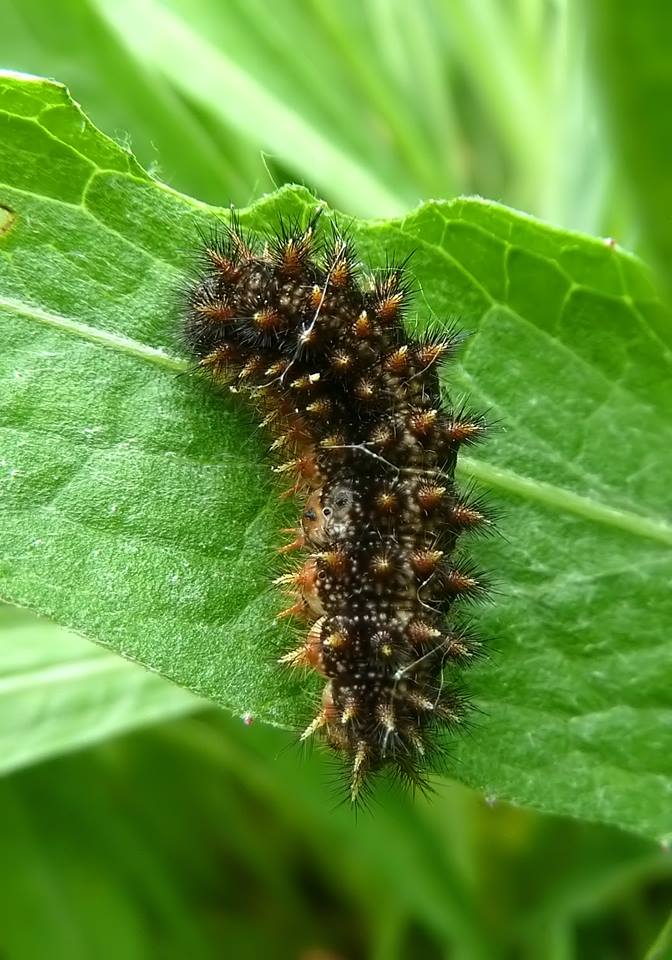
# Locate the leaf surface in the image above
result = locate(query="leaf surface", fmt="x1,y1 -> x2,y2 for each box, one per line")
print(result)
0,603 -> 198,776
1,72 -> 671,839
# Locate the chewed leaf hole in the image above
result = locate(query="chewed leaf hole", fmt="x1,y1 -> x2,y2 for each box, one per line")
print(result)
0,205 -> 17,238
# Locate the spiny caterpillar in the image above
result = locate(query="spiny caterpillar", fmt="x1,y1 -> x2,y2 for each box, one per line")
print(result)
184,213 -> 492,802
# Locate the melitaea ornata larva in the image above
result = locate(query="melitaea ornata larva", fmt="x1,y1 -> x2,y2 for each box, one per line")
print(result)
183,212 -> 493,802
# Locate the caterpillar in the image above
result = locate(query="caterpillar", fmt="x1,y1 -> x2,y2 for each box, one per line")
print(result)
183,213 -> 491,802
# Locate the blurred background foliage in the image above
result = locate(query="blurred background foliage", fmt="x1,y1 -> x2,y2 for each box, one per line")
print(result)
1,0 -> 670,957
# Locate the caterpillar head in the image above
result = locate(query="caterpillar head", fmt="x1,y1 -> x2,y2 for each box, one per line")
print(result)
301,481 -> 360,546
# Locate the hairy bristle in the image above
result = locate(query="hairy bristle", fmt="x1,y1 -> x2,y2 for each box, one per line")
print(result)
183,212 -> 492,803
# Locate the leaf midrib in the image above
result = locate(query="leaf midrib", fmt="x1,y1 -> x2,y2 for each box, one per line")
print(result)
0,294 -> 186,372
3,293 -> 671,547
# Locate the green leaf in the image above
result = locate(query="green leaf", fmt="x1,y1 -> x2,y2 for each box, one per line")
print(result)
0,602 -> 198,776
0,0 -> 269,207
91,0 -> 420,215
589,1 -> 672,299
1,71 -> 671,840
2,709 -> 670,960
0,733 -> 221,960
